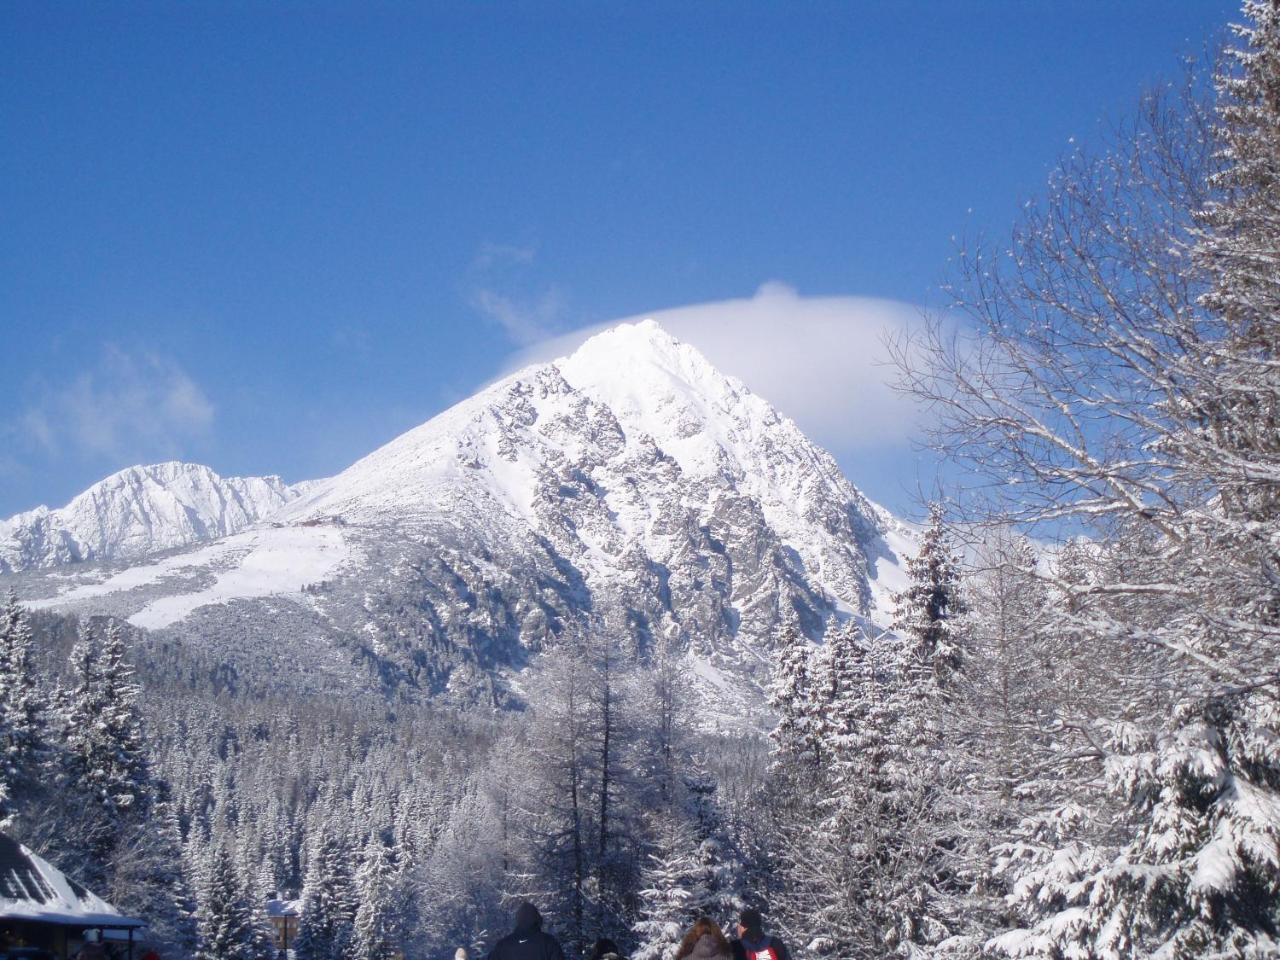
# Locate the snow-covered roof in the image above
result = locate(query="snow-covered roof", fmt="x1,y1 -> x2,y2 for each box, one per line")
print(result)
265,897 -> 302,918
0,834 -> 142,929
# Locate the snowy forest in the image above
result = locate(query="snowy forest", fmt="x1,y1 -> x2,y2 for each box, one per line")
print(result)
2,2 -> 1279,959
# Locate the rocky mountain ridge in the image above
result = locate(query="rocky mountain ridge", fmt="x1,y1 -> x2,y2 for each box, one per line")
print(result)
6,322 -> 915,709
0,462 -> 305,573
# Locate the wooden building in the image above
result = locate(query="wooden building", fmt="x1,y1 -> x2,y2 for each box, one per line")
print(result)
264,896 -> 301,954
0,834 -> 144,960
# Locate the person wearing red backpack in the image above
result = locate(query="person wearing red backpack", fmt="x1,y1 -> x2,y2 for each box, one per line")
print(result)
730,909 -> 791,960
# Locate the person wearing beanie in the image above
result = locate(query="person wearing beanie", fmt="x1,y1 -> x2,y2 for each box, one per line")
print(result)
486,902 -> 565,960
730,909 -> 790,960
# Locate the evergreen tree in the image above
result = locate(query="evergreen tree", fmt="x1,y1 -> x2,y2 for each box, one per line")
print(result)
196,843 -> 272,960
0,595 -> 44,809
295,825 -> 358,960
633,815 -> 700,960
1196,0 -> 1280,530
767,626 -> 815,765
633,777 -> 742,960
353,839 -> 402,960
891,502 -> 967,683
63,620 -> 152,817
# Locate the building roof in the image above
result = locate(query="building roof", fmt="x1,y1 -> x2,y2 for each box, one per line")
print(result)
0,834 -> 143,929
264,898 -> 302,919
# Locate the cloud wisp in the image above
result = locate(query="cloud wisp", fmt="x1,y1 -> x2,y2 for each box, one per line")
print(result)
19,347 -> 215,461
466,243 -> 567,346
503,282 -> 930,455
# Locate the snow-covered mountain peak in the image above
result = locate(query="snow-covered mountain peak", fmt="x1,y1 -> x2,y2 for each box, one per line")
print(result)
12,320 -> 914,704
0,461 -> 305,573
284,319 -> 891,619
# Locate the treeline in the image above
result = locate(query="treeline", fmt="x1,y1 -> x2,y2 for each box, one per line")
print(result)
0,595 -> 760,960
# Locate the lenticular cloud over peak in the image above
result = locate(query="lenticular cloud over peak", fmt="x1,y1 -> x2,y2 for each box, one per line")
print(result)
503,284 -> 926,456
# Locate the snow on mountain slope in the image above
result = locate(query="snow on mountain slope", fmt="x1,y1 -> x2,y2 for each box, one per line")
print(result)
10,321 -> 915,705
0,462 -> 304,573
281,321 -> 908,643
26,524 -> 351,629
282,320 -> 893,617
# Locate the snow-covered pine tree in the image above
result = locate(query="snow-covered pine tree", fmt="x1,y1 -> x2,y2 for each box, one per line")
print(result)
1196,0 -> 1280,534
812,511 -> 970,957
98,620 -> 152,813
352,839 -> 402,960
294,824 -> 359,960
0,594 -> 44,817
891,502 -> 967,684
767,626 -> 815,766
633,814 -> 700,960
684,775 -> 744,929
773,621 -> 888,957
63,620 -> 152,818
196,843 -> 272,960
633,776 -> 742,960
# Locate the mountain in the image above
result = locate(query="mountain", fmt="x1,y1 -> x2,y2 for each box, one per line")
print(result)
0,462 -> 305,573
9,322 -> 914,710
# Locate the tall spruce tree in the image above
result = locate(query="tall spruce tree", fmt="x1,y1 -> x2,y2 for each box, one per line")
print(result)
295,824 -> 359,960
196,843 -> 273,960
0,595 -> 43,822
63,620 -> 152,817
767,626 -> 816,766
352,839 -> 402,960
891,502 -> 967,682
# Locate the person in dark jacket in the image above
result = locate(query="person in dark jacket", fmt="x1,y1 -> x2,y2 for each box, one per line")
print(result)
487,903 -> 565,960
675,918 -> 733,960
729,909 -> 790,960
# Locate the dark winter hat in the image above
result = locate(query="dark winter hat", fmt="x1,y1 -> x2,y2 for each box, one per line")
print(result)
515,902 -> 543,932
590,938 -> 620,960
739,909 -> 763,934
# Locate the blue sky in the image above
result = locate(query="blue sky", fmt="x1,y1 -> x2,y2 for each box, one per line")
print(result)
1,1 -> 1238,519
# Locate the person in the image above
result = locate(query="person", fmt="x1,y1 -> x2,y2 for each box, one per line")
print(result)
72,930 -> 107,960
674,919 -> 733,960
729,909 -> 790,960
456,950 -> 469,960
139,949 -> 162,960
486,902 -> 565,960
586,938 -> 623,960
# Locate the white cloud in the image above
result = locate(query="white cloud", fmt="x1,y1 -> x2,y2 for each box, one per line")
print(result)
503,283 -> 929,453
470,285 -> 567,346
466,243 -> 567,345
21,347 -> 215,459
